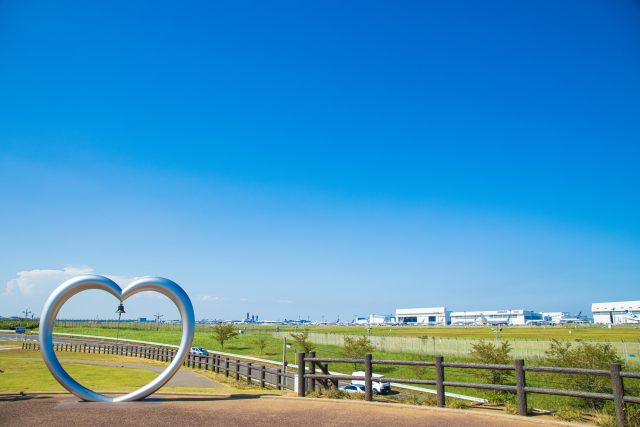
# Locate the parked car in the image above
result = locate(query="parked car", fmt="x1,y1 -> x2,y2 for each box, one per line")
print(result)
339,384 -> 367,394
190,347 -> 209,356
351,371 -> 391,394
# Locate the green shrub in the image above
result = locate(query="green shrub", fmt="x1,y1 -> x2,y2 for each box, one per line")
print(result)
469,340 -> 514,404
308,388 -> 349,399
469,340 -> 513,384
503,402 -> 519,415
544,339 -> 622,410
211,324 -> 238,350
591,410 -> 616,427
446,399 -> 468,409
341,336 -> 375,370
290,330 -> 315,354
396,393 -> 438,406
626,404 -> 640,427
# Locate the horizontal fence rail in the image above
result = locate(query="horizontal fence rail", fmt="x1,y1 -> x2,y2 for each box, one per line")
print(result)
21,341 -> 296,391
299,353 -> 639,427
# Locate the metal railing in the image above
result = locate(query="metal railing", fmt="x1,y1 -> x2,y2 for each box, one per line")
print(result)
298,353 -> 640,427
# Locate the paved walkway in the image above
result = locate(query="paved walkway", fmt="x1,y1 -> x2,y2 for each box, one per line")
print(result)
0,394 -> 575,427
24,357 -> 226,389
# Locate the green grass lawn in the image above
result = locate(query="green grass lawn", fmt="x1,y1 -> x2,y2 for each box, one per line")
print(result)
0,343 -> 227,394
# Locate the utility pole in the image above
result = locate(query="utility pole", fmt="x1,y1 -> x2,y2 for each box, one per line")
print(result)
22,309 -> 31,321
154,312 -> 164,331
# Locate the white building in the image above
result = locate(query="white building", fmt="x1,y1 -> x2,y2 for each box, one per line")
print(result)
450,309 -> 542,326
541,312 -> 570,324
592,300 -> 640,324
395,307 -> 450,325
368,314 -> 393,325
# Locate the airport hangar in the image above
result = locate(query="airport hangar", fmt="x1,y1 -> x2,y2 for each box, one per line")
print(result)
592,300 -> 640,324
395,308 -> 544,326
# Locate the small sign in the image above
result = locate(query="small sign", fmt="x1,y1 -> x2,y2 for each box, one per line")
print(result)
630,354 -> 636,358
15,327 -> 26,334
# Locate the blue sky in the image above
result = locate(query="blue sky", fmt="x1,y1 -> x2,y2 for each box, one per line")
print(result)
1,1 -> 639,321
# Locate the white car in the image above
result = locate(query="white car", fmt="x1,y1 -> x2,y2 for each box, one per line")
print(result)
190,347 -> 209,356
339,384 -> 367,394
351,371 -> 391,394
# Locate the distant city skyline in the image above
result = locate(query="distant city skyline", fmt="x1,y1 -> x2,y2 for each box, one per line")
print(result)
1,1 -> 639,321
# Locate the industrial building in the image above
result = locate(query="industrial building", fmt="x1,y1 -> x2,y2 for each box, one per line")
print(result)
592,300 -> 640,324
449,309 -> 542,326
395,307 -> 450,325
368,314 -> 394,325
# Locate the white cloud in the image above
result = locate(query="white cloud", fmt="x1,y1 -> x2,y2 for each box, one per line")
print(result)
3,265 -> 137,297
201,295 -> 224,302
4,265 -> 94,297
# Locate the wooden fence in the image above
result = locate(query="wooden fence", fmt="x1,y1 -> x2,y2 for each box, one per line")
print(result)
21,341 -> 295,391
298,353 -> 640,427
22,341 -> 640,426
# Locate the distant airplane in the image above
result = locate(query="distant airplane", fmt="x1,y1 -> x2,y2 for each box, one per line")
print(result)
525,319 -> 550,326
558,312 -> 589,324
624,310 -> 640,323
476,314 -> 509,326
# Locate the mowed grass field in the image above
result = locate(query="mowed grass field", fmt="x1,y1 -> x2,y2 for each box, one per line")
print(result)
53,322 -> 640,342
269,324 -> 640,341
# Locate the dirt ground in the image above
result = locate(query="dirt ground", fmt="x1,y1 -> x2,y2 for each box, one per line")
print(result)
0,393 -> 582,427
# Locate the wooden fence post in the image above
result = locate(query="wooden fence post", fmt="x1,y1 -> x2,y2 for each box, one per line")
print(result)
515,359 -> 528,416
225,357 -> 230,377
260,365 -> 266,388
235,359 -> 240,381
276,368 -> 282,390
365,354 -> 373,401
297,352 -> 306,397
610,363 -> 626,427
435,356 -> 445,407
309,351 -> 316,392
247,362 -> 253,384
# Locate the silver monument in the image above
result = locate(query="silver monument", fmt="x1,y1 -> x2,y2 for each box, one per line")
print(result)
39,275 -> 195,402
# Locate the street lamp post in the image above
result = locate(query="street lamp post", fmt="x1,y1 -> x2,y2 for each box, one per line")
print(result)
115,303 -> 126,348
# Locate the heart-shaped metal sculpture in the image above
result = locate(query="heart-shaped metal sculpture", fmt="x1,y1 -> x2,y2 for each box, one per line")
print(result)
39,274 -> 195,402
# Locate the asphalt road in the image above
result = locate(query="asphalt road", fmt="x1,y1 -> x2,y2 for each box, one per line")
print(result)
0,394 -> 569,427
